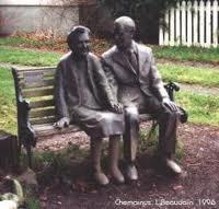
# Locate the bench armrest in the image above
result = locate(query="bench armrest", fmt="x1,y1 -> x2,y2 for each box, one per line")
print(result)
164,81 -> 180,101
17,99 -> 36,148
164,81 -> 188,123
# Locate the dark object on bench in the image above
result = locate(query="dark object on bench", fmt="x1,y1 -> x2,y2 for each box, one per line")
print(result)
0,131 -> 18,170
12,67 -> 186,168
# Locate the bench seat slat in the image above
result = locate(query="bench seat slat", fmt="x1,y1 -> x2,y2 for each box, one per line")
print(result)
33,124 -> 81,137
139,114 -> 154,121
30,114 -> 154,137
32,114 -> 154,138
16,67 -> 56,73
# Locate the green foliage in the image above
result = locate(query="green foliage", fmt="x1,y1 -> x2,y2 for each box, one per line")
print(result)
33,144 -> 89,178
98,0 -> 179,43
25,197 -> 41,209
139,125 -> 184,160
139,124 -> 159,155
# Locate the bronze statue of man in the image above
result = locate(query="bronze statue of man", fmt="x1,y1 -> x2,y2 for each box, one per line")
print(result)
101,16 -> 183,180
54,26 -> 125,185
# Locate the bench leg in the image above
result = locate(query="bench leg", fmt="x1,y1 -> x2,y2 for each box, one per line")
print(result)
25,144 -> 33,169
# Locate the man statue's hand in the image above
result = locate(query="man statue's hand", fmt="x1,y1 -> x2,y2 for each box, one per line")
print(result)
110,102 -> 124,114
54,117 -> 70,129
162,98 -> 178,112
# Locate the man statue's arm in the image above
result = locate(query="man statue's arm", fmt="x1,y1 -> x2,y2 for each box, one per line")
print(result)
100,58 -> 119,100
149,50 -> 178,112
96,58 -> 123,113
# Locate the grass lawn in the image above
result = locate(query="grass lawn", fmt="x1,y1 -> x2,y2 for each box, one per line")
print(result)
0,36 -> 219,134
0,66 -> 218,135
152,45 -> 219,64
0,46 -> 60,66
0,67 -> 16,134
176,91 -> 219,126
0,36 -> 67,51
159,63 -> 219,87
1,36 -> 218,63
0,45 -> 218,88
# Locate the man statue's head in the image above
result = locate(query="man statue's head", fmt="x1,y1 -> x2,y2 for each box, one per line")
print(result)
114,16 -> 136,51
67,25 -> 91,58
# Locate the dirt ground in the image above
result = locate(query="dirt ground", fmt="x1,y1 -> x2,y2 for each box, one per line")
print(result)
34,123 -> 219,209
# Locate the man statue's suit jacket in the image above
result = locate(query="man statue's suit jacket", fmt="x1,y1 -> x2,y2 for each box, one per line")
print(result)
101,41 -> 169,105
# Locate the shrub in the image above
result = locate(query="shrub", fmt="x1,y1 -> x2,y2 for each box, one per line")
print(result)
97,0 -> 178,44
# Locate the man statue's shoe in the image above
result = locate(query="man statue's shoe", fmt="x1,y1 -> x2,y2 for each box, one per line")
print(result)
165,159 -> 182,174
125,164 -> 138,181
94,172 -> 109,186
110,168 -> 125,184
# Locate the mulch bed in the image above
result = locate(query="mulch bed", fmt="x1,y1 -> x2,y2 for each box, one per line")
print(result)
34,123 -> 219,209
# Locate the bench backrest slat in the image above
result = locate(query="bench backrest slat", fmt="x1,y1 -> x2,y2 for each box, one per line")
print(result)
30,117 -> 56,125
30,99 -> 55,109
13,67 -> 57,127
23,88 -> 54,98
30,108 -> 55,118
20,79 -> 55,89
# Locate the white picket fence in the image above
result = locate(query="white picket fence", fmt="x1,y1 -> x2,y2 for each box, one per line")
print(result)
159,0 -> 219,47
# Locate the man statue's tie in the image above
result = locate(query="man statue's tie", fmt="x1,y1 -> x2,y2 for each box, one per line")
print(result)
128,50 -> 138,73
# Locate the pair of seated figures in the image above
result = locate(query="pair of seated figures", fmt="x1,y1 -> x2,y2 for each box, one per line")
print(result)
54,16 -> 185,186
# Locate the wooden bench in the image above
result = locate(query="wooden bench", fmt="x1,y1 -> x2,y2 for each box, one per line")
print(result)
12,67 -> 182,168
